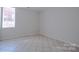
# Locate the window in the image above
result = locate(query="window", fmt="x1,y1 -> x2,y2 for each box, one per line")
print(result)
0,8 -> 1,29
0,7 -> 15,28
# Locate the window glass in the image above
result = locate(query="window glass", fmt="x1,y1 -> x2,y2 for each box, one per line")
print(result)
2,7 -> 15,28
0,8 -> 1,29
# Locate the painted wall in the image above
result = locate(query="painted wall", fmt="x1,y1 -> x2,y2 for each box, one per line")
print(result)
0,7 -> 39,40
40,8 -> 79,45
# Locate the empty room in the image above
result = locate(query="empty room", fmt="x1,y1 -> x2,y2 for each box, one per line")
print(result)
0,7 -> 79,52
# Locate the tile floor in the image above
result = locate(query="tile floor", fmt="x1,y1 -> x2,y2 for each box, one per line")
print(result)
0,35 -> 79,52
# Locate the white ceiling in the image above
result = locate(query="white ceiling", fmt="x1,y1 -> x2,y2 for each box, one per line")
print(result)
18,7 -> 55,12
26,7 -> 49,12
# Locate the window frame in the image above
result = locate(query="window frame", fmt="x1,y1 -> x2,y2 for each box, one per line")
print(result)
0,7 -> 15,29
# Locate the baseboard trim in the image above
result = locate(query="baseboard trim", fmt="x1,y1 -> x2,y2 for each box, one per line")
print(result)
40,33 -> 79,47
1,33 -> 79,47
0,33 -> 39,41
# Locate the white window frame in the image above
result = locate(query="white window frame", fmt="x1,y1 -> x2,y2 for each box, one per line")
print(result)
0,7 -> 15,29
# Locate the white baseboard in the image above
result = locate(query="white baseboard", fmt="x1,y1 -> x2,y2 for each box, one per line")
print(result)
0,33 -> 39,41
1,32 -> 79,47
40,33 -> 79,47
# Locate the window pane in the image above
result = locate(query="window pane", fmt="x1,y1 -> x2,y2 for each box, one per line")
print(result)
0,8 -> 1,29
2,7 -> 15,28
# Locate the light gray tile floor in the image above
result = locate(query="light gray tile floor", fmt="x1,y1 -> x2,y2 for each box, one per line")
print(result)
0,35 -> 79,52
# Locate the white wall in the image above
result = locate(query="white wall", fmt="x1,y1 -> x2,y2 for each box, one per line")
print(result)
40,8 -> 79,45
0,7 -> 39,40
0,7 -> 79,45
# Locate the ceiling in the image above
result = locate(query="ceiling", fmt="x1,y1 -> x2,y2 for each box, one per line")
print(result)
26,7 -> 49,12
